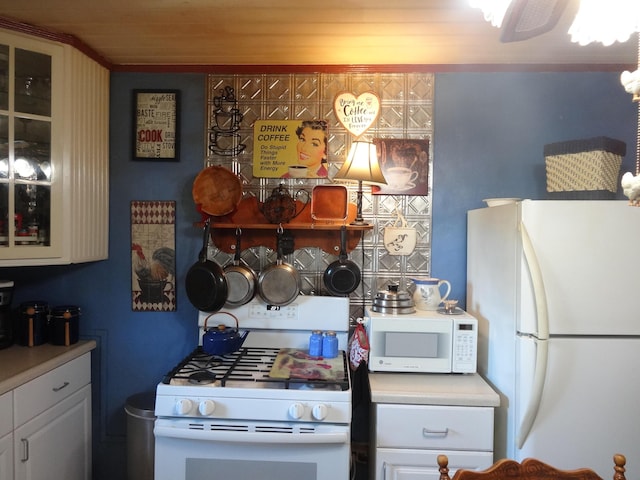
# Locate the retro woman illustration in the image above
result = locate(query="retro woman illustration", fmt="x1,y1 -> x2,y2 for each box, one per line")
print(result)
282,120 -> 328,178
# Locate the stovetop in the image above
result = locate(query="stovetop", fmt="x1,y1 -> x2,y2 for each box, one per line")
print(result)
155,297 -> 352,422
162,346 -> 350,392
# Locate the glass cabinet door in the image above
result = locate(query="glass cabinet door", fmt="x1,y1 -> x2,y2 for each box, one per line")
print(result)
0,42 -> 52,248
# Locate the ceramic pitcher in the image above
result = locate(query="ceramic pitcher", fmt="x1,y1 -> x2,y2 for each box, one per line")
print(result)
411,277 -> 451,311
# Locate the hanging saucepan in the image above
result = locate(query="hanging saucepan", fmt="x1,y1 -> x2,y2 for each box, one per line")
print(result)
323,225 -> 361,296
223,227 -> 258,308
257,225 -> 301,306
185,218 -> 228,312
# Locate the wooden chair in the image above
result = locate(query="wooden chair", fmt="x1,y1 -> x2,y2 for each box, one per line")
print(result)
437,454 -> 627,480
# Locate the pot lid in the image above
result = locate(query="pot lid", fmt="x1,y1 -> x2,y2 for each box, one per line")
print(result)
375,284 -> 412,301
371,304 -> 416,314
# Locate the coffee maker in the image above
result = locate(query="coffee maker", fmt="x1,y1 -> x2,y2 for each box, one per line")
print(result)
0,280 -> 15,349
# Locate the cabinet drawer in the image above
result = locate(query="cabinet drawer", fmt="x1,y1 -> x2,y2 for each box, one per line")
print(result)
375,404 -> 493,451
0,391 -> 12,437
373,448 -> 493,480
14,352 -> 91,427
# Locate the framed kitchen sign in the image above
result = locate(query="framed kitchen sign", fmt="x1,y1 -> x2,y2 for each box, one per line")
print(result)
372,138 -> 430,195
133,89 -> 180,161
131,200 -> 176,312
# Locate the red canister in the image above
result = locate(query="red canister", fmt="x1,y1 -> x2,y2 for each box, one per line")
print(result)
17,301 -> 49,347
49,305 -> 80,346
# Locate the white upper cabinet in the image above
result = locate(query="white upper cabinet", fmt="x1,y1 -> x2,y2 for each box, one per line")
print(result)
0,30 -> 108,266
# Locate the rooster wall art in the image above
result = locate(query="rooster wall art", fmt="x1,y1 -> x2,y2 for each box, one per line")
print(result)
132,243 -> 176,306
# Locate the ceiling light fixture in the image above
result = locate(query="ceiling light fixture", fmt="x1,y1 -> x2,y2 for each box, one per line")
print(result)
469,0 -> 570,42
568,0 -> 640,46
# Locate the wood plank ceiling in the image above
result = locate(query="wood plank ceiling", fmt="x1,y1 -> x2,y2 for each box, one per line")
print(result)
0,0 -> 636,68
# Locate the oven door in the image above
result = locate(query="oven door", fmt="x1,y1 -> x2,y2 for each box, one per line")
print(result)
154,418 -> 351,480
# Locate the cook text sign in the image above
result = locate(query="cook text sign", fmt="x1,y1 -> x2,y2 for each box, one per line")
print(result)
134,90 -> 179,161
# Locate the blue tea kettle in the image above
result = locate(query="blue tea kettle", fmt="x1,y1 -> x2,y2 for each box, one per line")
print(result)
202,312 -> 249,356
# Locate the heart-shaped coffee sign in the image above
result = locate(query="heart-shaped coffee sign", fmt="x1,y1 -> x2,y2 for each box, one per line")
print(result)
334,91 -> 380,138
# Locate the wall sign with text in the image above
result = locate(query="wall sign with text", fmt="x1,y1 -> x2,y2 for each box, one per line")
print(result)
252,119 -> 329,178
333,91 -> 380,138
133,90 -> 180,161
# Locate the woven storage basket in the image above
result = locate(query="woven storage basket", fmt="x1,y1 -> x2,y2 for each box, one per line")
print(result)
544,136 -> 626,199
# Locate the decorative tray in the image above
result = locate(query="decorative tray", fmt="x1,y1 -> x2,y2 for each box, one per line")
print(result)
269,348 -> 345,380
311,185 -> 348,222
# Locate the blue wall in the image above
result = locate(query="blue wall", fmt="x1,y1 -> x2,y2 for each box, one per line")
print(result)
0,70 -> 635,480
432,72 -> 636,304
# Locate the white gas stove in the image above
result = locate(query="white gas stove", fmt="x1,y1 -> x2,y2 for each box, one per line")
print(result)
154,296 -> 353,480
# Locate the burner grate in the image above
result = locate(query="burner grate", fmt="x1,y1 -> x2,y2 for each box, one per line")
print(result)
163,346 -> 350,391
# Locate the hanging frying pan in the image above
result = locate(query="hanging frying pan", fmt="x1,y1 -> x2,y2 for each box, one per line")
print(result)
323,225 -> 361,296
223,227 -> 258,308
185,218 -> 228,312
257,226 -> 300,306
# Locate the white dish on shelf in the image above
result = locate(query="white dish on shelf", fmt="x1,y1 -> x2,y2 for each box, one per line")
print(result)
483,198 -> 521,207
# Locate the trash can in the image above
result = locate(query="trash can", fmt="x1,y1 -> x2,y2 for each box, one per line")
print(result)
125,392 -> 156,480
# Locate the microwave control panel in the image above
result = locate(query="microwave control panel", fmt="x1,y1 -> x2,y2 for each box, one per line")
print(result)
452,318 -> 478,373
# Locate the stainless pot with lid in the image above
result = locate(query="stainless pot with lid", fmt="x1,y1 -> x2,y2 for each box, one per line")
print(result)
371,284 -> 415,314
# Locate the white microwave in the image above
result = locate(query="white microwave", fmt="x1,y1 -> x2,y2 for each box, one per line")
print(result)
364,308 -> 478,373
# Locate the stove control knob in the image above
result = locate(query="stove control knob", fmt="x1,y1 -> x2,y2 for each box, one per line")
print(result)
288,402 -> 305,419
312,404 -> 329,421
175,398 -> 193,415
198,400 -> 216,416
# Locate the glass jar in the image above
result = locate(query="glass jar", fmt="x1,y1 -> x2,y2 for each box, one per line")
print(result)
309,330 -> 323,357
322,330 -> 338,358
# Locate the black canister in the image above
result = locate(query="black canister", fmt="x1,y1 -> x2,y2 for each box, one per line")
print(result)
17,301 -> 49,347
49,305 -> 80,346
0,280 -> 14,349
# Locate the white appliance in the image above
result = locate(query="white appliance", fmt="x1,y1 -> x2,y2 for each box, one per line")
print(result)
467,200 -> 640,477
154,296 -> 352,480
365,309 -> 478,373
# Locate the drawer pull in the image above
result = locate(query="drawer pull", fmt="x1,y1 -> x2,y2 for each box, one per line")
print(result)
383,461 -> 395,480
53,381 -> 70,392
423,427 -> 449,437
21,438 -> 29,462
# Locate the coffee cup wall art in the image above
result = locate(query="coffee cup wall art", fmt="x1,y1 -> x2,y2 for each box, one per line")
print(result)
372,138 -> 430,195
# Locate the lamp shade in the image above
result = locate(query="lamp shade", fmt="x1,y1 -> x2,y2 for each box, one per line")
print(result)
335,141 -> 387,184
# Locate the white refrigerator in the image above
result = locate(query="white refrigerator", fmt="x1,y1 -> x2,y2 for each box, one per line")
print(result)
467,200 -> 640,478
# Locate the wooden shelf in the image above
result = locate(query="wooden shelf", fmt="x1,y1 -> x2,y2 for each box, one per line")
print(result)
196,196 -> 372,254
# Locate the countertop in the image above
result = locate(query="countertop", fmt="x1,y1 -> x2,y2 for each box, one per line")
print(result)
368,372 -> 500,407
0,340 -> 96,395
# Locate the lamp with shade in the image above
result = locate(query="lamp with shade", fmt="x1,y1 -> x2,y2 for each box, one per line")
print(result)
334,141 -> 387,225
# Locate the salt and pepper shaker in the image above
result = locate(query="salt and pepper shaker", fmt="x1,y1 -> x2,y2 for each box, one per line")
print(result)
309,330 -> 323,357
322,330 -> 338,358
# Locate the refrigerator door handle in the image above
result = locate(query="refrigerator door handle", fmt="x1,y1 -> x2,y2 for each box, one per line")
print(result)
516,222 -> 550,448
519,222 -> 549,339
516,336 -> 548,448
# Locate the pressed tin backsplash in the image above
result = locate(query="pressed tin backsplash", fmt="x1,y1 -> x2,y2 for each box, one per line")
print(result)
204,72 -> 434,322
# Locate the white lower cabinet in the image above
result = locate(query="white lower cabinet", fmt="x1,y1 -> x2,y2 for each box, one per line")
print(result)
12,353 -> 92,480
0,390 -> 14,480
372,404 -> 495,480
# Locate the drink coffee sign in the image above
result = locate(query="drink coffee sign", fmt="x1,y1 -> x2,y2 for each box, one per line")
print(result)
333,91 -> 380,138
253,120 -> 301,178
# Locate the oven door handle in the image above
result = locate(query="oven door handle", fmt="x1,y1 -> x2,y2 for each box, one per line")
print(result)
154,425 -> 349,445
